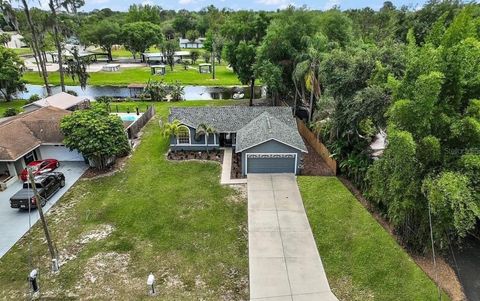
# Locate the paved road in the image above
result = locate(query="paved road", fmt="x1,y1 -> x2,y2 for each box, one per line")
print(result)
247,174 -> 338,301
0,162 -> 87,258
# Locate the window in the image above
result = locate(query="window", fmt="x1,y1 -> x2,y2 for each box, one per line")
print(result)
177,126 -> 190,145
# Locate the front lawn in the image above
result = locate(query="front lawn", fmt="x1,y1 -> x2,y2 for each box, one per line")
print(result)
0,100 -> 26,116
0,100 -> 248,300
22,65 -> 240,86
298,177 -> 450,301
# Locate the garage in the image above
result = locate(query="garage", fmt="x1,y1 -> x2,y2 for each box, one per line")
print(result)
39,145 -> 84,162
246,154 -> 297,174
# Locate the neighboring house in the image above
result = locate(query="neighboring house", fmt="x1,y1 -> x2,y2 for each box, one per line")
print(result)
0,106 -> 84,187
179,38 -> 206,49
169,107 -> 308,175
23,92 -> 90,113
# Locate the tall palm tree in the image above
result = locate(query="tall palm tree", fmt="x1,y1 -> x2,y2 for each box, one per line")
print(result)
196,123 -> 216,155
292,33 -> 327,122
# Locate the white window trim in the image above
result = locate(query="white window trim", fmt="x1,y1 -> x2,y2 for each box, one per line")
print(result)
245,152 -> 298,175
176,126 -> 191,145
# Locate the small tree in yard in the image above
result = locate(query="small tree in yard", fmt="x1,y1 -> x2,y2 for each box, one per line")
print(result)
161,119 -> 182,153
0,46 -> 25,101
61,105 -> 130,169
196,123 -> 216,154
190,50 -> 199,64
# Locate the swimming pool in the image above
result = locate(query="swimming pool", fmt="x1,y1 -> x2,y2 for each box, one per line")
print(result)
120,115 -> 137,122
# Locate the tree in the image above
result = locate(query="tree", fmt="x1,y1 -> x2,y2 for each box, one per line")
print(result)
231,41 -> 256,106
203,51 -> 211,63
190,50 -> 199,64
144,79 -> 168,101
122,22 -> 162,61
126,4 -> 164,24
186,29 -> 199,42
61,104 -> 130,169
196,123 -> 216,154
0,46 -> 25,102
80,19 -> 121,61
0,33 -> 9,46
65,47 -> 90,90
161,39 -> 178,71
169,81 -> 184,101
422,172 -> 479,249
172,10 -> 197,38
161,119 -> 182,153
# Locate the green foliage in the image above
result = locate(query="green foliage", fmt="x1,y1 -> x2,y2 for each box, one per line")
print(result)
417,135 -> 441,166
0,46 -> 25,102
121,22 -> 162,60
317,9 -> 353,47
423,172 -> 479,248
95,96 -> 113,104
2,107 -> 18,117
80,19 -> 121,61
28,94 -> 40,103
66,90 -> 78,96
60,104 -> 130,169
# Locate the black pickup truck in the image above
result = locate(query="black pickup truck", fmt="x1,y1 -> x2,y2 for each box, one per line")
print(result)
10,172 -> 65,209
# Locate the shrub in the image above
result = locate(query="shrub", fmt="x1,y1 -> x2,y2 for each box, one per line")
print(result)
96,96 -> 113,104
66,90 -> 78,96
3,107 -> 18,117
27,94 -> 41,103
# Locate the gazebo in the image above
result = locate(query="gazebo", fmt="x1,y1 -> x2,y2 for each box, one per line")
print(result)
151,65 -> 166,75
199,63 -> 212,74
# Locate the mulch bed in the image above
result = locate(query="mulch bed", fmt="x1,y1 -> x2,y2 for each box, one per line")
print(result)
231,152 -> 244,179
167,150 -> 223,163
82,155 -> 130,179
300,138 -> 335,176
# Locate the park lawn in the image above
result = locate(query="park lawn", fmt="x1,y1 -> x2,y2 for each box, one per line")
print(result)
0,100 -> 248,300
22,65 -> 240,86
298,177 -> 450,301
107,99 -> 246,114
0,100 -> 27,116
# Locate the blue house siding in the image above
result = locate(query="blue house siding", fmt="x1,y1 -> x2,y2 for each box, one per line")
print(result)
170,125 -> 219,151
240,140 -> 304,175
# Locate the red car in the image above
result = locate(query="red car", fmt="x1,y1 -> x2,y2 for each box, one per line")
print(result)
20,159 -> 60,182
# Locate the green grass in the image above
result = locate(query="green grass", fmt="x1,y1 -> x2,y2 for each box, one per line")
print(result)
107,100 -> 246,114
22,65 -> 240,86
298,177 -> 450,301
109,46 -> 207,59
0,100 -> 248,300
0,100 -> 26,117
11,48 -> 33,56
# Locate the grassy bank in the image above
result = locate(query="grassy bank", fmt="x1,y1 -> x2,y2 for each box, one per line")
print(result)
298,177 -> 450,301
0,100 -> 248,300
0,100 -> 27,117
22,65 -> 240,86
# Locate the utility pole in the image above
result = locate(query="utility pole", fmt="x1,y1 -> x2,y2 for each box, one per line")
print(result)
28,169 -> 58,272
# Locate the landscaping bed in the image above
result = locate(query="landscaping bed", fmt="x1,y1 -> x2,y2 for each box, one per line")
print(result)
167,149 -> 223,163
230,152 -> 244,179
0,100 -> 248,300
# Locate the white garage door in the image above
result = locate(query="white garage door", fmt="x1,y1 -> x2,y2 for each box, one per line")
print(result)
39,145 -> 84,161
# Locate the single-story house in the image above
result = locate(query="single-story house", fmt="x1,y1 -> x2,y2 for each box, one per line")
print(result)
23,92 -> 90,113
179,38 -> 206,49
169,107 -> 307,175
142,51 -> 191,64
0,106 -> 84,187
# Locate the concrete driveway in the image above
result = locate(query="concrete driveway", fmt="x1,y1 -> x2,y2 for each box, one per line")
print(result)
0,161 -> 87,258
248,174 -> 338,301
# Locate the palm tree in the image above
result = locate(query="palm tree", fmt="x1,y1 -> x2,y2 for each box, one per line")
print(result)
293,33 -> 327,122
196,123 -> 216,155
161,119 -> 182,153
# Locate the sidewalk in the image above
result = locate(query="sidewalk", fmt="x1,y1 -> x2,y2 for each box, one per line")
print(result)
220,148 -> 247,185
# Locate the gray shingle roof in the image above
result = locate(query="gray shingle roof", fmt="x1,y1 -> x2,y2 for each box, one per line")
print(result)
235,112 -> 307,153
169,106 -> 295,132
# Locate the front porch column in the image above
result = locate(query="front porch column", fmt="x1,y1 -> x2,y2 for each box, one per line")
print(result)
6,162 -> 16,177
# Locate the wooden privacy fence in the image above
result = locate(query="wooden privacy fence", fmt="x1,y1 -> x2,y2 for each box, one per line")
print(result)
127,105 -> 155,139
296,118 -> 337,175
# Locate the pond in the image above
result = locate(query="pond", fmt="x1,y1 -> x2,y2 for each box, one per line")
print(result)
17,84 -> 265,101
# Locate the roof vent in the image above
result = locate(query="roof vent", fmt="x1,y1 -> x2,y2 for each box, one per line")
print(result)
266,116 -> 271,130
